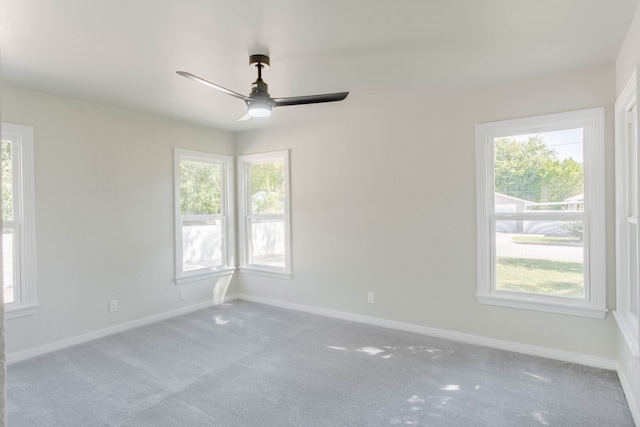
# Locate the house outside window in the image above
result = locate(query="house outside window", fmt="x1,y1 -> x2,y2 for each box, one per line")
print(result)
476,108 -> 605,318
1,123 -> 38,318
173,148 -> 234,284
238,150 -> 291,278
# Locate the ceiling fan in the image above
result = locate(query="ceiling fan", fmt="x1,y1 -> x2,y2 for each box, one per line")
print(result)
177,54 -> 349,121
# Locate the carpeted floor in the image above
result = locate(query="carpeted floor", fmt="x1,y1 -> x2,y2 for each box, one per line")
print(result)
7,300 -> 634,426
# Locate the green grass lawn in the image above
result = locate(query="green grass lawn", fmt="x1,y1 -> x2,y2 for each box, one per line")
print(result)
496,257 -> 584,297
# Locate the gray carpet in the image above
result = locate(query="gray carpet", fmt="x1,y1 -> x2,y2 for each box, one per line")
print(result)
7,300 -> 634,426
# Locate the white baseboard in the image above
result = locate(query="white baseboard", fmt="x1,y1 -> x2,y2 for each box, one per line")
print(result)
7,292 -> 617,372
237,294 -> 617,370
617,361 -> 640,426
7,296 -> 238,364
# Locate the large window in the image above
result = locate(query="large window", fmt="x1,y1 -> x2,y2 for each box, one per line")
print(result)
1,123 -> 38,318
614,67 -> 640,356
174,149 -> 234,284
476,108 -> 605,318
238,150 -> 291,278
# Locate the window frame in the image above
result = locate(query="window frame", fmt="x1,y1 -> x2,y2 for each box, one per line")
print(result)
475,108 -> 606,318
1,122 -> 38,319
173,148 -> 235,284
237,150 -> 291,279
614,67 -> 640,357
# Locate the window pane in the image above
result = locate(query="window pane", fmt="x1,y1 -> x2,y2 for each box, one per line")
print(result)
2,139 -> 13,221
494,129 -> 584,212
180,160 -> 221,215
182,219 -> 223,271
3,228 -> 15,303
250,162 -> 285,215
629,222 -> 638,316
249,218 -> 285,267
629,110 -> 638,217
494,220 -> 584,298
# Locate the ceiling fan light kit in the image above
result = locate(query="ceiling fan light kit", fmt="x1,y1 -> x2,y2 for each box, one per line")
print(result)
248,103 -> 272,117
177,54 -> 349,121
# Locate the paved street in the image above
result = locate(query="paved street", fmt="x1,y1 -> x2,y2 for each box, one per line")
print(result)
495,232 -> 583,262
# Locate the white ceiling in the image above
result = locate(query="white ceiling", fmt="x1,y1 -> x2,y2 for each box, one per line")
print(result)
1,0 -> 638,132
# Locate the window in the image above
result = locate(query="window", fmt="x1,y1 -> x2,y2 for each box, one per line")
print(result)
1,123 -> 38,319
614,67 -> 640,356
238,150 -> 291,278
174,149 -> 234,284
476,108 -> 606,318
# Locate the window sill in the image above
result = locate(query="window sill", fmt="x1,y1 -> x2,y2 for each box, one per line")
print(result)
478,293 -> 607,319
5,303 -> 39,320
239,267 -> 291,280
175,267 -> 235,285
613,311 -> 640,358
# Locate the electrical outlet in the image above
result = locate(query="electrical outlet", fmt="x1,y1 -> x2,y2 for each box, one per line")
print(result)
180,290 -> 186,301
367,292 -> 375,304
109,299 -> 118,313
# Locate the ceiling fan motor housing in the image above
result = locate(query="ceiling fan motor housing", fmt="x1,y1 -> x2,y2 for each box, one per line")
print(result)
249,89 -> 272,106
251,79 -> 271,98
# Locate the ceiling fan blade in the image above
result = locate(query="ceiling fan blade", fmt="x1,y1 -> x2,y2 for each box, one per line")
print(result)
176,71 -> 249,101
237,110 -> 252,122
272,92 -> 349,107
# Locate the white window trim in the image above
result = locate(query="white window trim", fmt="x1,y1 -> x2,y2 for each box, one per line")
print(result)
476,108 -> 606,318
173,148 -> 235,284
237,150 -> 291,279
2,123 -> 38,319
614,66 -> 640,358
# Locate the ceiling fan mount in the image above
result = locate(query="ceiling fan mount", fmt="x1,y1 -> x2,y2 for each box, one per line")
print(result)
177,54 -> 348,121
249,54 -> 270,69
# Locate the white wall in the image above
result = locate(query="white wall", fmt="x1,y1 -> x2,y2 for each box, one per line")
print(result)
1,83 -> 236,355
617,2 -> 640,96
234,64 -> 618,360
615,2 -> 640,422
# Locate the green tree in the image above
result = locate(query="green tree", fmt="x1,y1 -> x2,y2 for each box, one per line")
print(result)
494,136 -> 583,206
250,162 -> 285,214
541,157 -> 583,204
180,160 -> 221,215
